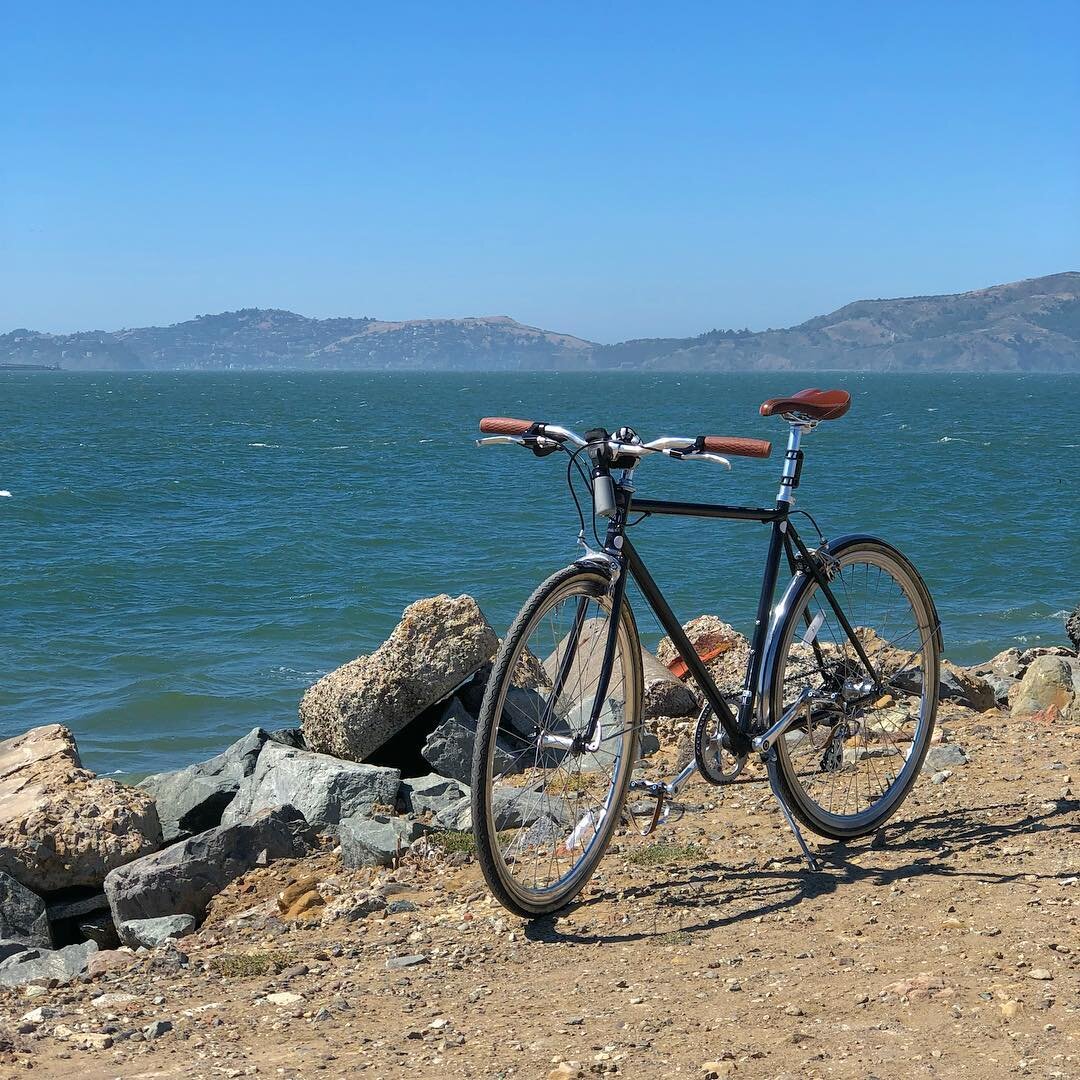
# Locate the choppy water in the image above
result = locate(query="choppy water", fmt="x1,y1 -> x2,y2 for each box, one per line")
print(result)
2,371 -> 1076,777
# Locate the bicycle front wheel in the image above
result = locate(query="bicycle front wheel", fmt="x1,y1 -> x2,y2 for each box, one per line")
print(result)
471,564 -> 642,918
767,538 -> 940,840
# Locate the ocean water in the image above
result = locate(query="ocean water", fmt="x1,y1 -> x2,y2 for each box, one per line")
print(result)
2,371 -> 1077,778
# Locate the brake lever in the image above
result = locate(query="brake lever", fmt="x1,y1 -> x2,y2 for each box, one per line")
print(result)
663,448 -> 732,469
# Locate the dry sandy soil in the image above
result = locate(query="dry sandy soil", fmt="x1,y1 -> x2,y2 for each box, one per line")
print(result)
2,703 -> 1077,1080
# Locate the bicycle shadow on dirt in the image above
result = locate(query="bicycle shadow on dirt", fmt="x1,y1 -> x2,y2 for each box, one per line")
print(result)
522,797 -> 1078,946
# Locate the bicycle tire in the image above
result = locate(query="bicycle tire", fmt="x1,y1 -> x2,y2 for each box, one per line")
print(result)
766,537 -> 940,840
471,563 -> 642,918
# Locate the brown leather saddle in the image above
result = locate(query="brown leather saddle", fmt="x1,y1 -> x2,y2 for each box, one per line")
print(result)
759,387 -> 850,421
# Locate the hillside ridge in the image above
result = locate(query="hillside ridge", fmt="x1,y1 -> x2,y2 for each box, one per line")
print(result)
4,272 -> 1078,372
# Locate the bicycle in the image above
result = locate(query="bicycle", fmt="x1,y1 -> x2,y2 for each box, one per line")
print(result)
470,388 -> 942,918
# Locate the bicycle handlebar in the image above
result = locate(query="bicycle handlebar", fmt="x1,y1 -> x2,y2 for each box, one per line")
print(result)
478,416 -> 534,436
477,417 -> 772,461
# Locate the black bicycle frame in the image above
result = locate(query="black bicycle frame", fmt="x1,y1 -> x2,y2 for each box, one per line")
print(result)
583,483 -> 876,761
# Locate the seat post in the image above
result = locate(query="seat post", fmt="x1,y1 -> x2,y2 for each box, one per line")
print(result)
776,420 -> 812,504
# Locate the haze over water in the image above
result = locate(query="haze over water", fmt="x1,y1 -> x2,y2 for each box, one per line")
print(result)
2,371 -> 1076,777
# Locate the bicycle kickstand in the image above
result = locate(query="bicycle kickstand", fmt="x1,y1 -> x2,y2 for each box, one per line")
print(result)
629,778 -> 670,836
765,755 -> 821,873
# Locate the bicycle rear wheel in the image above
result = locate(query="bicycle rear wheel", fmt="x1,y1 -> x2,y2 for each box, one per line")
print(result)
767,538 -> 940,840
471,564 -> 642,918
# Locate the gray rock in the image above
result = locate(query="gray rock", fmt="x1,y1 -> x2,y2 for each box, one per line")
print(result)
143,1020 -> 173,1040
343,894 -> 388,921
118,914 -> 195,948
421,698 -> 524,785
894,664 -> 996,712
221,743 -> 401,833
45,892 -> 109,922
339,814 -> 431,868
77,912 -> 119,950
386,954 -> 427,969
300,593 -> 499,762
0,940 -> 98,988
1067,604 -> 1080,653
433,784 -> 571,833
431,796 -> 474,831
0,872 -> 51,950
104,805 -> 314,925
639,732 -> 661,757
268,727 -> 307,749
0,940 -> 35,964
139,727 -> 270,842
979,671 -> 1018,708
401,773 -> 469,817
922,744 -> 969,772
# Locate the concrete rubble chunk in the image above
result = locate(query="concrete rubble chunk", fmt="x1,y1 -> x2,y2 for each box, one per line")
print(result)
338,814 -> 431,868
657,615 -> 752,700
0,724 -> 161,893
118,914 -> 196,948
300,593 -> 499,762
139,727 -> 271,841
0,871 -> 52,950
0,939 -> 98,989
104,805 -> 315,926
640,650 -> 699,720
221,743 -> 401,833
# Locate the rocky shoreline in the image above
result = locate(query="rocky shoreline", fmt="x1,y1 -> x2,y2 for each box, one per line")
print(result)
1,594 -> 1078,1076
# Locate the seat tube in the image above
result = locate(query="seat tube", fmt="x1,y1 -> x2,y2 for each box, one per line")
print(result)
776,422 -> 807,505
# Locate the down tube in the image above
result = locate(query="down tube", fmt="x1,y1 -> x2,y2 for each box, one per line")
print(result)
620,538 -> 751,757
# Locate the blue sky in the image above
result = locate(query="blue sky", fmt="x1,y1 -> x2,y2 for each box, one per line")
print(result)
2,1 -> 1077,341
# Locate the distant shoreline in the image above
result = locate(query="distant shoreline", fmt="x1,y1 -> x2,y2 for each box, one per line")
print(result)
6,367 -> 1079,376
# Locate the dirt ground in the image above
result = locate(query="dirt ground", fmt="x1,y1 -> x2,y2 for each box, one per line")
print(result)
2,703 -> 1077,1080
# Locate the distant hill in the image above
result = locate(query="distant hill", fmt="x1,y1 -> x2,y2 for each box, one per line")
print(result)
595,272 -> 1080,372
3,273 -> 1078,372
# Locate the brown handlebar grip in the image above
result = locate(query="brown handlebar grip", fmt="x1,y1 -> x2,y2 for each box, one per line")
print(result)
701,436 -> 772,459
479,416 -> 535,436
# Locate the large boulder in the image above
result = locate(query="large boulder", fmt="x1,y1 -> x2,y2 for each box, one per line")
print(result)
0,872 -> 51,950
1011,655 -> 1079,720
300,594 -> 498,762
0,725 -> 161,893
104,805 -> 314,926
0,940 -> 97,989
220,743 -> 401,832
139,727 -> 271,841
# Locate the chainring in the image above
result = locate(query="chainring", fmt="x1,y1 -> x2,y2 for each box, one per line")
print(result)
693,705 -> 745,785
